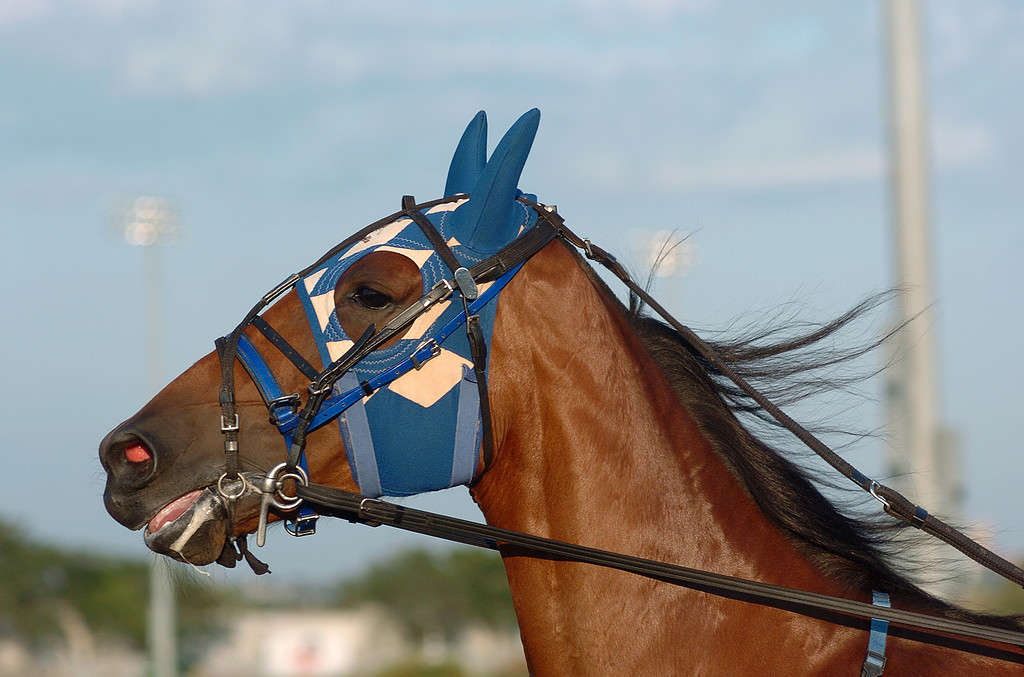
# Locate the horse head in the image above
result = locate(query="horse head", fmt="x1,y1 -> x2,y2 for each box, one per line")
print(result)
99,109 -> 547,567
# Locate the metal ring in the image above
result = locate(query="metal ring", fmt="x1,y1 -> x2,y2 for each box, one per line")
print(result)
869,481 -> 891,512
274,473 -> 307,508
216,473 -> 248,500
265,462 -> 308,510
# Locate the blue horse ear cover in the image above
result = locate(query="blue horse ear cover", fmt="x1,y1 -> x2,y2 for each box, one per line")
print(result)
294,110 -> 541,497
448,108 -> 540,255
444,110 -> 487,197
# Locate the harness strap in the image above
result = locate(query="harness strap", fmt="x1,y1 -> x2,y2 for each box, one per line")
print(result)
335,371 -> 382,497
251,316 -> 319,380
403,195 -> 462,275
466,313 -> 494,474
451,367 -> 482,486
862,590 -> 891,677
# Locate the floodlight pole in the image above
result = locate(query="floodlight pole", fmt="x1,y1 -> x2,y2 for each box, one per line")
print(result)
883,0 -> 963,584
121,197 -> 178,677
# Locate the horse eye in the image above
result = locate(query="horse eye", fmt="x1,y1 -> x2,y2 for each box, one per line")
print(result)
351,286 -> 392,310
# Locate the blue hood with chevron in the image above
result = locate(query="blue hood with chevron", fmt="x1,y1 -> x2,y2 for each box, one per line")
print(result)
295,109 -> 541,497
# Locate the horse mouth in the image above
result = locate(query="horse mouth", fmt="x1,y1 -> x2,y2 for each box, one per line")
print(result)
143,487 -> 230,565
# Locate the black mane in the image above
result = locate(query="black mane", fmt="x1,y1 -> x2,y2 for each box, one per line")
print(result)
571,242 -> 1020,628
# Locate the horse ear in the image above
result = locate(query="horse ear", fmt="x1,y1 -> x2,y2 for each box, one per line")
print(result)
444,111 -> 488,197
449,108 -> 540,252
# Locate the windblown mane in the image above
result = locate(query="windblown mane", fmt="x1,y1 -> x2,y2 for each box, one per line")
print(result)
568,242 -> 1020,628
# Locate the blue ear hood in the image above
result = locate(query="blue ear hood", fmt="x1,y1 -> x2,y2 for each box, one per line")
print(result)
444,110 -> 487,197
447,108 -> 540,255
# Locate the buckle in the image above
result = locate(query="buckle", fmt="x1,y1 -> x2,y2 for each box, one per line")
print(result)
268,393 -> 301,425
284,513 -> 318,537
431,278 -> 455,297
411,339 -> 441,370
220,414 -> 240,432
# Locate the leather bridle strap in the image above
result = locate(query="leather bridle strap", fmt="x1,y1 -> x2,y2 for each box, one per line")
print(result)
296,484 -> 1024,650
251,316 -> 319,381
219,196 -> 558,481
534,203 -> 1024,591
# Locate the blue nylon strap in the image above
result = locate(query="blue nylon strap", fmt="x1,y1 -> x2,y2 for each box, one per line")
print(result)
861,590 -> 891,677
307,261 -> 525,433
335,372 -> 382,497
234,334 -> 318,534
450,366 -> 481,486
236,335 -> 299,432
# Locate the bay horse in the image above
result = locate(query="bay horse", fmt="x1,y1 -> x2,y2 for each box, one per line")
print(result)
100,110 -> 1024,675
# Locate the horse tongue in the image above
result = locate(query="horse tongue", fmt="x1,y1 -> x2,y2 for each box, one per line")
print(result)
148,490 -> 202,532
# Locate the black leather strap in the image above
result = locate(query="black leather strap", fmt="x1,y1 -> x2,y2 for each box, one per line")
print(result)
252,316 -> 319,380
466,314 -> 495,477
403,195 -> 463,275
296,484 -> 1024,651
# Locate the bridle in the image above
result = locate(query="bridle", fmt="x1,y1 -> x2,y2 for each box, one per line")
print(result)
209,194 -> 1024,663
211,194 -> 558,550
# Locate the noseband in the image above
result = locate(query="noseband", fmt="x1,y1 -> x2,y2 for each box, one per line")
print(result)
212,194 -> 558,550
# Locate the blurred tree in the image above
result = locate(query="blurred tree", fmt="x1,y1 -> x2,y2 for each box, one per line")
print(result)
0,518 -> 230,656
336,547 -> 517,642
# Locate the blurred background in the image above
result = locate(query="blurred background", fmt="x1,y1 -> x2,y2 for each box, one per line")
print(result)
2,1 -> 1023,675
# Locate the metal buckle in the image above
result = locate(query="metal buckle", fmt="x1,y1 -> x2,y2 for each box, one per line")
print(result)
432,278 -> 455,297
285,513 -> 319,537
220,414 -> 240,432
411,339 -> 441,370
582,238 -> 596,260
268,393 -> 301,425
308,382 -> 332,397
261,272 -> 301,305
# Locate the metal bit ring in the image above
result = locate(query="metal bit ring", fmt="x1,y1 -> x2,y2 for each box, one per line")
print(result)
217,472 -> 249,500
265,462 -> 308,510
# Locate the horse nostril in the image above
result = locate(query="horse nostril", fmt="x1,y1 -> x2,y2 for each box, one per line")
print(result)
100,426 -> 158,485
124,443 -> 152,464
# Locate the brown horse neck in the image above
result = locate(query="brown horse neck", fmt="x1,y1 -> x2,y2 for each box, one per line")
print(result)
472,241 -> 842,593
465,242 -> 1024,675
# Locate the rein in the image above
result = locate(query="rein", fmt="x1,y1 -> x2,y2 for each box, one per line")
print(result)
215,195 -> 1024,654
295,484 -> 1024,649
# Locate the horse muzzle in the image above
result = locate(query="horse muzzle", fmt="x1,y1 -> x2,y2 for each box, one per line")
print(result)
143,486 -> 231,565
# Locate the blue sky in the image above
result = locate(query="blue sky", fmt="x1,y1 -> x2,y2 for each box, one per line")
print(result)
2,1 -> 1022,584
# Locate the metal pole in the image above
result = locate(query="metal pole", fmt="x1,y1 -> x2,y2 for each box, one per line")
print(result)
883,0 -> 963,592
146,243 -> 176,677
120,196 -> 179,677
884,0 -> 940,507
